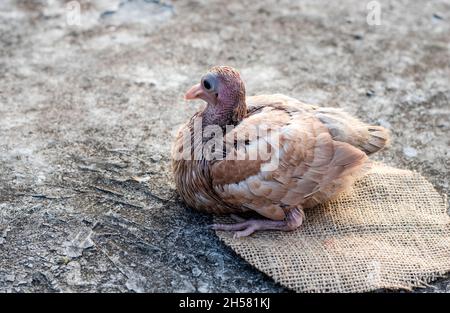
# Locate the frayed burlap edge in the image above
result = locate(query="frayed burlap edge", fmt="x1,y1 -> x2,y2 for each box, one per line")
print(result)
214,164 -> 450,293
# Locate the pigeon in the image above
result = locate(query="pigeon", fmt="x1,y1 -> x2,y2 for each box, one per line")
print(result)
172,66 -> 389,238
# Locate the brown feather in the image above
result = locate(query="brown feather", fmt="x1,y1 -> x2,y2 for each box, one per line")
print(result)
172,86 -> 388,221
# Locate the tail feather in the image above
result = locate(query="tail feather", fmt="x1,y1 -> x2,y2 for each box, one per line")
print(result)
315,108 -> 390,155
361,126 -> 390,155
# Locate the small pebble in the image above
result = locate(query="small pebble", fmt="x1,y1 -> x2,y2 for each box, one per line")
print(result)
366,89 -> 375,97
197,281 -> 210,293
377,119 -> 391,129
192,267 -> 202,277
172,279 -> 196,293
5,274 -> 15,282
150,154 -> 162,162
403,146 -> 418,158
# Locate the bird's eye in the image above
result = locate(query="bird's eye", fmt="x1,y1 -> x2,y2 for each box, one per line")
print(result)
203,79 -> 212,91
201,73 -> 216,92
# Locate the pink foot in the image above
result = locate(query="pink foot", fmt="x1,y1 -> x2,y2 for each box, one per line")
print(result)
211,208 -> 304,238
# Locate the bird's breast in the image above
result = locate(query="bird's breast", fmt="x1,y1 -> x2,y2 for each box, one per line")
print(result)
172,158 -> 238,215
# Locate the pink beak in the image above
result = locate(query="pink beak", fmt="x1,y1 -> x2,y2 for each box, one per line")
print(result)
184,83 -> 217,105
184,83 -> 204,100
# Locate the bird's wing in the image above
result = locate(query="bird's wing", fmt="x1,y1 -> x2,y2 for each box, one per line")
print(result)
249,94 -> 390,155
246,93 -> 318,112
210,95 -> 369,221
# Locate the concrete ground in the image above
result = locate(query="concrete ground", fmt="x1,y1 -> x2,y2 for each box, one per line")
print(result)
0,0 -> 449,292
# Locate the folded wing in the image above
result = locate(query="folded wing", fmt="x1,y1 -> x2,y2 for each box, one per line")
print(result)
210,96 -> 370,220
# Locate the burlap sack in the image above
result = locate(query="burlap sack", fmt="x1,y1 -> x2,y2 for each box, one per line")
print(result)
214,164 -> 450,292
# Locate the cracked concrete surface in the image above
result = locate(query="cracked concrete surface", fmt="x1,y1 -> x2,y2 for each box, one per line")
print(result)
0,0 -> 449,292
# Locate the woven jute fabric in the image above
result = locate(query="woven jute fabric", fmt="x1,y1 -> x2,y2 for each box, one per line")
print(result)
214,164 -> 450,292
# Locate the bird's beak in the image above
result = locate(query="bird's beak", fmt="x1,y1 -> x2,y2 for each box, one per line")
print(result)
184,83 -> 204,101
184,83 -> 217,105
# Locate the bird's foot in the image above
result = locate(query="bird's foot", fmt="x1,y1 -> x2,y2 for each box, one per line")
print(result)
211,208 -> 304,239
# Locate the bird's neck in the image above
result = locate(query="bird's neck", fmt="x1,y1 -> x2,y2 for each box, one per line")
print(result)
201,98 -> 247,129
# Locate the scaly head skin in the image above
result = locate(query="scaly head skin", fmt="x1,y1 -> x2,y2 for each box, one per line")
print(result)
185,66 -> 247,128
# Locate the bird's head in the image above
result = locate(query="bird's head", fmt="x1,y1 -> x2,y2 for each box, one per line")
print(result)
185,66 -> 246,127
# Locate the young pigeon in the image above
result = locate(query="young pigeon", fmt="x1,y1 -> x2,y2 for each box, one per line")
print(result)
172,66 -> 389,238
